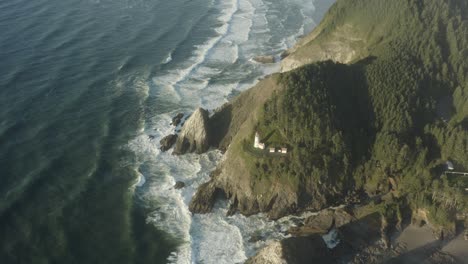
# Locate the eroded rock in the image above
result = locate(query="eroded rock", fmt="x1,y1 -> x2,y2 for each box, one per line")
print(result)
289,208 -> 354,236
171,113 -> 184,126
246,235 -> 332,264
189,181 -> 220,214
159,134 -> 178,152
173,108 -> 210,155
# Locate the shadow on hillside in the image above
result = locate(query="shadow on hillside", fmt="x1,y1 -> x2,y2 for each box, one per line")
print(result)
385,235 -> 461,264
330,211 -> 458,263
261,129 -> 276,143
386,240 -> 442,264
208,104 -> 232,150
331,212 -> 383,261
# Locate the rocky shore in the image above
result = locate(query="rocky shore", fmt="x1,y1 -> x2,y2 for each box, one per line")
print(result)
246,205 -> 462,264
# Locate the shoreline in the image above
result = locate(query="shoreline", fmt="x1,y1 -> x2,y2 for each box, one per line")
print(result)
139,1 -> 340,263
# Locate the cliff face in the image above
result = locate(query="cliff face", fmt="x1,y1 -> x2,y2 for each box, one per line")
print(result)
173,108 -> 210,155
281,23 -> 366,72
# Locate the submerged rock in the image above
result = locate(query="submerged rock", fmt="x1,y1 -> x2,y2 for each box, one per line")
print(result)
159,134 -> 178,152
171,113 -> 184,126
280,50 -> 290,59
174,181 -> 185,189
253,55 -> 276,64
173,108 -> 211,155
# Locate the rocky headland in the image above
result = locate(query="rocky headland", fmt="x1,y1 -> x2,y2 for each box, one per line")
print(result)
160,0 -> 468,262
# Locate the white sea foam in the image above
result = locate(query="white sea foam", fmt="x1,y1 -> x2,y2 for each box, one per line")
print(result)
152,0 -> 240,95
131,171 -> 146,188
164,52 -> 173,64
322,228 -> 340,249
127,0 -> 337,263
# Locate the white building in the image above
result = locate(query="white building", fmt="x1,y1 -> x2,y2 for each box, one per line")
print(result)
254,132 -> 261,148
446,160 -> 454,171
269,148 -> 275,153
281,148 -> 288,154
254,132 -> 265,149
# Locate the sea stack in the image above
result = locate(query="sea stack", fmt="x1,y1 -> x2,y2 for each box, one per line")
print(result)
173,107 -> 211,155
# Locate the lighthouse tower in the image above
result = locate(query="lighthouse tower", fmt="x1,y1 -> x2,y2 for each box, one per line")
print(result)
254,132 -> 260,148
253,132 -> 265,149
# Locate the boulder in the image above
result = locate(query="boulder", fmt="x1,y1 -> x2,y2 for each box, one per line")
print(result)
289,210 -> 334,236
173,108 -> 211,155
159,134 -> 178,152
245,241 -> 285,264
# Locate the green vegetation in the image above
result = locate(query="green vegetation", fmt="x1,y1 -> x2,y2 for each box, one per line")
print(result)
239,0 -> 468,226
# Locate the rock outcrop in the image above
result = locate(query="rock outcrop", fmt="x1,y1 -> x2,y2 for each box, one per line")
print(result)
173,108 -> 210,155
289,208 -> 354,236
280,24 -> 365,72
159,134 -> 177,152
188,181 -> 221,213
253,55 -> 276,64
171,113 -> 184,126
244,241 -> 285,264
245,235 -> 332,264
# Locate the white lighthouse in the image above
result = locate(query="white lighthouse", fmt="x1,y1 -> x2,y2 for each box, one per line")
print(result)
254,132 -> 265,149
254,132 -> 260,148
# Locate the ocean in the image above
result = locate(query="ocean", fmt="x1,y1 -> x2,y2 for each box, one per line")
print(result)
0,0 -> 334,263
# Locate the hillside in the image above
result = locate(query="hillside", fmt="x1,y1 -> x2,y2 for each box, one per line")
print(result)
188,0 -> 468,230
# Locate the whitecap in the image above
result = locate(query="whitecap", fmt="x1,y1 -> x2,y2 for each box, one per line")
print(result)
164,52 -> 173,64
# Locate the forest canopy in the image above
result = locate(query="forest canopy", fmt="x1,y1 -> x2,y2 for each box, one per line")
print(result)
240,0 -> 468,225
